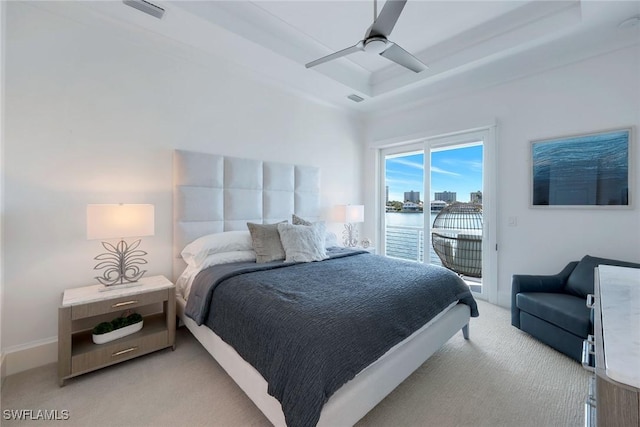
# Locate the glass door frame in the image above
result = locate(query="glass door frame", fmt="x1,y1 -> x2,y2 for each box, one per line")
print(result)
379,142 -> 426,263
378,126 -> 497,303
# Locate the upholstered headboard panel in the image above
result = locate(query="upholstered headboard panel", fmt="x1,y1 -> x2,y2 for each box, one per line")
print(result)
173,150 -> 321,281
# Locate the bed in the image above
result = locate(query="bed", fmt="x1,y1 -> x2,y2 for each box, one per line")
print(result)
173,150 -> 478,427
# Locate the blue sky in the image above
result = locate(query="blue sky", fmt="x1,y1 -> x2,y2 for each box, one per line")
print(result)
385,145 -> 483,202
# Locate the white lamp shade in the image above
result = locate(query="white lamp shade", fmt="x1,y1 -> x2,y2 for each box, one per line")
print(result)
336,205 -> 364,223
87,204 -> 154,240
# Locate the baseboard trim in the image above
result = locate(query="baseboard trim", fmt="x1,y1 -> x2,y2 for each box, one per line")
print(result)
498,291 -> 511,309
3,338 -> 57,377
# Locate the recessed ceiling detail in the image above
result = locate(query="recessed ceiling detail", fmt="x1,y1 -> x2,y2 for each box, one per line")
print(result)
42,0 -> 640,113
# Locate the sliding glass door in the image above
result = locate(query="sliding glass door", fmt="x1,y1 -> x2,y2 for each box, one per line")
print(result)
379,128 -> 497,302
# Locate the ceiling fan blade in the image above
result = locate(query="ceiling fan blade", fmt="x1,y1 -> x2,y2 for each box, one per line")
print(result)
380,42 -> 428,73
305,42 -> 365,68
367,0 -> 407,38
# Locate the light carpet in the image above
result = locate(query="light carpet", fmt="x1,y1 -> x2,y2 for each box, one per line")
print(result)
1,300 -> 590,426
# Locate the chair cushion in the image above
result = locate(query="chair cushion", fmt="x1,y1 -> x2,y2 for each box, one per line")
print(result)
516,292 -> 591,337
565,255 -> 640,298
519,312 -> 583,361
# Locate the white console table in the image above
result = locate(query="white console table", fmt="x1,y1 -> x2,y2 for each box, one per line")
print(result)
587,265 -> 640,427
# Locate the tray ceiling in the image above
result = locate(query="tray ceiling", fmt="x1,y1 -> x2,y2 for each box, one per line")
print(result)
32,1 -> 640,114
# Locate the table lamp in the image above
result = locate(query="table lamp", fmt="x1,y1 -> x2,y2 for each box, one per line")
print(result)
87,204 -> 154,288
337,204 -> 364,247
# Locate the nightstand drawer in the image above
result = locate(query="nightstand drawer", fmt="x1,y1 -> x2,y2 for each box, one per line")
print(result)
71,329 -> 169,374
71,289 -> 168,320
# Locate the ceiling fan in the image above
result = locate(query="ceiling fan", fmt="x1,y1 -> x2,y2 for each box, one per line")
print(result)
305,0 -> 428,73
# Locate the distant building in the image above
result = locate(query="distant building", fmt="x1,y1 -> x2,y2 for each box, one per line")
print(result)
435,191 -> 456,203
470,191 -> 482,204
386,186 -> 389,204
402,202 -> 420,212
404,191 -> 420,203
430,200 -> 447,212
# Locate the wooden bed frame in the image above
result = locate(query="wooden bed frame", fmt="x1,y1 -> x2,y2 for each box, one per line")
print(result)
173,150 -> 471,426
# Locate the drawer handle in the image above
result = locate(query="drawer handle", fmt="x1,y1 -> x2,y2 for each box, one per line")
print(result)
581,335 -> 595,372
586,294 -> 595,308
112,347 -> 138,357
111,300 -> 138,308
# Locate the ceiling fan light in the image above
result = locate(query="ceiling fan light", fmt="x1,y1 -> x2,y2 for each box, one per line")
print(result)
364,38 -> 388,54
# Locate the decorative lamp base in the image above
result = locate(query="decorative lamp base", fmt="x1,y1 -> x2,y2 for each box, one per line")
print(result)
342,223 -> 359,247
93,239 -> 148,286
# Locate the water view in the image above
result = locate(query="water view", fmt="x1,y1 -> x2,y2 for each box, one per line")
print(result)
385,212 -> 439,265
384,144 -> 484,282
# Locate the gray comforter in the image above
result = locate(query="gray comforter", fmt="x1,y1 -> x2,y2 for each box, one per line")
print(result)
185,248 -> 478,427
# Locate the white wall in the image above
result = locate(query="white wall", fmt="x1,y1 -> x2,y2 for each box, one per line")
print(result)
365,45 -> 640,307
2,2 -> 364,364
0,0 -> 6,381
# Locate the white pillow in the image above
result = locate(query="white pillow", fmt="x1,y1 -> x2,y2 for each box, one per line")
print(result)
199,250 -> 256,270
181,231 -> 253,267
177,250 -> 257,299
277,222 -> 328,263
292,214 -> 338,248
325,231 -> 338,248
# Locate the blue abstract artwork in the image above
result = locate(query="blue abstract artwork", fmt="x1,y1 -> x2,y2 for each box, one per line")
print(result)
532,129 -> 630,206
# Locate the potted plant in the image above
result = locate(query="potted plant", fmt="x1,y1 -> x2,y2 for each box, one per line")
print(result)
92,312 -> 143,344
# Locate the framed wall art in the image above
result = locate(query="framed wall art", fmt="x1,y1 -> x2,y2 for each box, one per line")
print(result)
531,128 -> 632,208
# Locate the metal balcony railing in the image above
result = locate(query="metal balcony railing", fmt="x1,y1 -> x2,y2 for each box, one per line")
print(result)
385,225 -> 441,266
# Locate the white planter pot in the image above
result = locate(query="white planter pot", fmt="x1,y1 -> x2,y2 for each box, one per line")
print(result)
92,320 -> 143,345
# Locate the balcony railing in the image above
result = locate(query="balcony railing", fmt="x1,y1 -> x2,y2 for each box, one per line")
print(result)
385,225 -> 482,293
385,225 -> 441,266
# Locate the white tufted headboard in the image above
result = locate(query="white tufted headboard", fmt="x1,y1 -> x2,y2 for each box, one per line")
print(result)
172,150 -> 321,281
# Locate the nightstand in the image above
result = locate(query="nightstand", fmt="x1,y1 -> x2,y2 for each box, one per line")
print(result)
58,275 -> 175,386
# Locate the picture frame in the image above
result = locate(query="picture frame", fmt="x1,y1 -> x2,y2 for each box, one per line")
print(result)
530,128 -> 632,208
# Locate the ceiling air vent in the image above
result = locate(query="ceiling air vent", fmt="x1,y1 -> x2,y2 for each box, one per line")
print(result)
347,94 -> 365,103
123,0 -> 165,19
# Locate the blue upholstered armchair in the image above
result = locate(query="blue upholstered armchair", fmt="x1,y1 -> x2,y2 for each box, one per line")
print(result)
511,255 -> 640,361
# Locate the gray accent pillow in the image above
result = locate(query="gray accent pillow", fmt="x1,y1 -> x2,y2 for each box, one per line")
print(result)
292,214 -> 312,226
277,222 -> 329,263
247,222 -> 287,263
